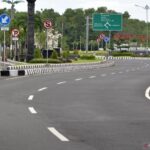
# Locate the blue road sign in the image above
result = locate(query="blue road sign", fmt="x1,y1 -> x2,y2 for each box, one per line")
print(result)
104,36 -> 110,43
0,13 -> 11,27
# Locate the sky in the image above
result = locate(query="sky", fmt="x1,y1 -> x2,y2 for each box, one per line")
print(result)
0,0 -> 150,22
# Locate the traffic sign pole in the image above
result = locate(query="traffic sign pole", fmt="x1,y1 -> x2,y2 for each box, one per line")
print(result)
11,29 -> 19,61
46,29 -> 48,64
43,20 -> 52,64
0,13 -> 11,68
3,30 -> 6,67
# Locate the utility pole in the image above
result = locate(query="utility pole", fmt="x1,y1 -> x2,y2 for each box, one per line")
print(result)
85,16 -> 89,52
135,4 -> 149,49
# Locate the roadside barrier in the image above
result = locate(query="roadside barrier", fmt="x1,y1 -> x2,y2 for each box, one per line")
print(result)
1,61 -> 114,77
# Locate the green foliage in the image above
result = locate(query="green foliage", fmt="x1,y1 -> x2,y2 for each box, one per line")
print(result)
34,48 -> 42,58
29,58 -> 62,63
80,55 -> 96,60
51,50 -> 58,59
112,51 -> 133,57
62,50 -> 70,58
1,6 -> 150,57
73,50 -> 79,55
95,51 -> 108,56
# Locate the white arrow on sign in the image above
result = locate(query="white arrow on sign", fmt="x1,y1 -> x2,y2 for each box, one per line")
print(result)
2,16 -> 9,24
104,22 -> 111,29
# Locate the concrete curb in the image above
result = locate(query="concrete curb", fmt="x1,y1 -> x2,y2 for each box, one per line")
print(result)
1,61 -> 114,77
1,70 -> 25,77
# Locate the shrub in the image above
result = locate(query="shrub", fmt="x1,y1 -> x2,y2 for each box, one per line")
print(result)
80,55 -> 96,60
29,58 -> 62,63
51,50 -> 58,59
95,51 -> 108,56
112,51 -> 133,57
62,50 -> 70,58
74,50 -> 79,55
34,48 -> 42,58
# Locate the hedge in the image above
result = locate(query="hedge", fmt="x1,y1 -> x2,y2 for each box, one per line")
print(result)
80,55 -> 96,60
29,58 -> 62,63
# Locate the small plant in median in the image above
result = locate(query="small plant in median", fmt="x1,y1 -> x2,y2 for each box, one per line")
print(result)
29,58 -> 62,63
51,50 -> 58,59
34,48 -> 42,58
80,54 -> 96,60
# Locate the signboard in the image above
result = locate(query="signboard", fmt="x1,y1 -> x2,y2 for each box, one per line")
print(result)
12,29 -> 19,37
12,37 -> 19,41
44,20 -> 52,29
0,13 -> 11,27
93,13 -> 122,31
1,26 -> 9,31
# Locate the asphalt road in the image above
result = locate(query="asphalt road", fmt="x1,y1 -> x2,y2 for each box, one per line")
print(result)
1,59 -> 150,150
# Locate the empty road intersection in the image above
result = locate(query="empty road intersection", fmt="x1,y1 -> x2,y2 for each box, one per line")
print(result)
1,59 -> 150,150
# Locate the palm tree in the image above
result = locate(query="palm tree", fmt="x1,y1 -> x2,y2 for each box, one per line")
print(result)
3,0 -> 24,19
26,0 -> 36,62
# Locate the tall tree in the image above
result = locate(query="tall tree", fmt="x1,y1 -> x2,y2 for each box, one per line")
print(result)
26,0 -> 36,62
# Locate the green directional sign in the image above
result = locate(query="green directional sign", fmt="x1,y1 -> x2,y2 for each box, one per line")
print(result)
93,13 -> 123,31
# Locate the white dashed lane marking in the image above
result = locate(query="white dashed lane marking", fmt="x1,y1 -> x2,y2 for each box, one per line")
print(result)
75,78 -> 83,81
28,95 -> 34,101
48,127 -> 69,142
28,107 -> 37,114
57,81 -> 66,85
89,76 -> 96,79
38,87 -> 48,92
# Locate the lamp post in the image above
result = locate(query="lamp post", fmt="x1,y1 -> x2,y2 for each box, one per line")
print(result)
135,4 -> 150,49
3,0 -> 24,20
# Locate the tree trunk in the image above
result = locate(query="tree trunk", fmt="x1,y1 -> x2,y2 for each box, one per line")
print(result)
26,0 -> 36,62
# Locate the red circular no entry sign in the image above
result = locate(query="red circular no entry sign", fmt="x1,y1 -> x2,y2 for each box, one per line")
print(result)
43,20 -> 52,29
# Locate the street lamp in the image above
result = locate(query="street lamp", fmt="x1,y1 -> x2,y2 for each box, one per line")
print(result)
3,0 -> 24,20
135,4 -> 150,49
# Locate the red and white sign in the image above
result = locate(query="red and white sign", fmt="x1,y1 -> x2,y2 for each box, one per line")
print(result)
11,29 -> 19,37
44,20 -> 52,29
99,33 -> 105,39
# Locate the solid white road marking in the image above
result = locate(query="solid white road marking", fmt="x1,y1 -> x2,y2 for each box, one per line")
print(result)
38,87 -> 48,92
28,95 -> 34,101
57,81 -> 66,85
145,87 -> 150,100
75,78 -> 83,81
48,127 -> 69,142
28,107 -> 37,114
89,76 -> 96,78
119,71 -> 123,74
